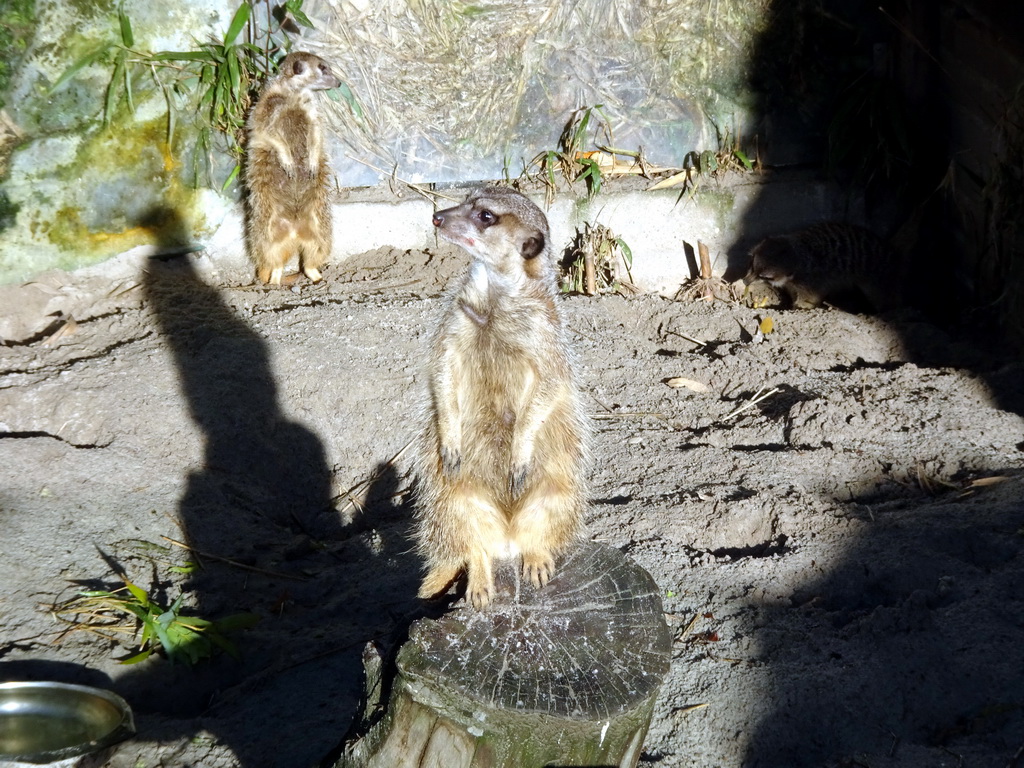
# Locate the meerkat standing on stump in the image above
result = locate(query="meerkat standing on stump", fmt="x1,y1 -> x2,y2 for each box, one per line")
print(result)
415,186 -> 590,610
244,51 -> 340,286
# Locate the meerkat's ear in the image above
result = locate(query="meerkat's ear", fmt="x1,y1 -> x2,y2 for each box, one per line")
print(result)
520,230 -> 545,260
290,57 -> 307,76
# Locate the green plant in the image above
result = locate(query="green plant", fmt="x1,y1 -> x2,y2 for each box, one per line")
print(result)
51,1 -> 346,189
529,105 -> 613,203
0,0 -> 35,110
561,221 -> 633,295
650,127 -> 754,204
52,575 -> 259,666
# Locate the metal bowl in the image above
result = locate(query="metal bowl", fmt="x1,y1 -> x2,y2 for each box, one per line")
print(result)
0,681 -> 134,765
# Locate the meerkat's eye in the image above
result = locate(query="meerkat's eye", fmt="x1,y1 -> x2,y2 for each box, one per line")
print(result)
477,209 -> 496,226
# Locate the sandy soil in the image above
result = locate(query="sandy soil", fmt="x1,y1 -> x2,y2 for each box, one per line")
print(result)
1,241 -> 1023,768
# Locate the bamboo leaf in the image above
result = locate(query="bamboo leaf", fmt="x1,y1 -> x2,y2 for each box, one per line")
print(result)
213,612 -> 261,632
333,81 -> 363,118
151,50 -> 217,62
119,649 -> 152,665
572,108 -> 591,151
733,148 -> 753,171
221,163 -> 240,191
51,44 -> 113,91
290,7 -> 313,28
123,61 -> 134,113
206,632 -> 241,660
121,577 -> 150,607
227,50 -> 241,100
576,157 -> 602,197
615,237 -> 633,268
223,2 -> 252,47
117,5 -> 134,47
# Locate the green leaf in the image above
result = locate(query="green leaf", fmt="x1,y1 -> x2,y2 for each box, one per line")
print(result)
576,157 -> 602,197
121,577 -> 150,608
733,148 -> 753,171
151,50 -> 217,62
78,589 -> 118,598
138,618 -> 153,648
117,5 -> 134,47
123,61 -> 134,113
286,0 -> 314,28
120,649 -> 152,665
334,81 -> 363,118
104,50 -> 126,125
214,79 -> 226,118
615,238 -> 633,268
227,50 -> 241,100
699,150 -> 717,175
206,632 -> 241,660
224,2 -> 252,47
51,44 -> 113,92
213,612 -> 261,632
221,164 -> 241,192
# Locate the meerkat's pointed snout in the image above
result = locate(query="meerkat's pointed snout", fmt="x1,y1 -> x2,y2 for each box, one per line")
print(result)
432,212 -> 445,228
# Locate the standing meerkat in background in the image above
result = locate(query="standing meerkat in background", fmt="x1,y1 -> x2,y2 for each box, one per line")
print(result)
244,51 -> 340,286
415,186 -> 590,610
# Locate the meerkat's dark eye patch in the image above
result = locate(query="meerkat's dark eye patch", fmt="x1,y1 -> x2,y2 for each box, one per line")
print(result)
476,208 -> 498,226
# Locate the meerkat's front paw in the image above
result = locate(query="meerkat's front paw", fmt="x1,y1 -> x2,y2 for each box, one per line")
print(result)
508,462 -> 532,498
742,279 -> 781,308
303,266 -> 323,283
522,551 -> 556,589
440,446 -> 462,477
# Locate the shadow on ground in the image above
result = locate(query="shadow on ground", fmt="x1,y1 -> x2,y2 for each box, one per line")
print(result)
734,2 -> 1024,764
94,207 -> 422,766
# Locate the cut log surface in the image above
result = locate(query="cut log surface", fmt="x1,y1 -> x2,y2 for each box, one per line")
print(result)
336,540 -> 672,768
407,540 -> 669,717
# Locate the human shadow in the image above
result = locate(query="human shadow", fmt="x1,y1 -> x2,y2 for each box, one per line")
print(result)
729,3 -> 1024,765
106,206 -> 420,766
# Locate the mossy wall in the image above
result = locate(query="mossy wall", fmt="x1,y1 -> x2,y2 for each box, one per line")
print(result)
0,0 -> 238,284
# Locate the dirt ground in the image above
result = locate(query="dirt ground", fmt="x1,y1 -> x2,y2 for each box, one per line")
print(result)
1,238 -> 1023,768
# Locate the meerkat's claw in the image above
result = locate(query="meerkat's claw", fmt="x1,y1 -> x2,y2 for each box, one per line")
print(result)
508,463 -> 531,498
440,447 -> 462,477
522,552 -> 556,589
466,578 -> 493,611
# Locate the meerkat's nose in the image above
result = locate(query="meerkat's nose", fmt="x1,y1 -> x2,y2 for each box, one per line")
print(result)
432,213 -> 444,228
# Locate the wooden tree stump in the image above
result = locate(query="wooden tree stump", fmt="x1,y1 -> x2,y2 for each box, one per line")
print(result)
334,540 -> 671,768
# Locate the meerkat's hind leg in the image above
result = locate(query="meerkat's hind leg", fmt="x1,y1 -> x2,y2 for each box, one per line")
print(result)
511,481 -> 583,590
255,263 -> 287,286
464,544 -> 496,610
298,233 -> 328,283
256,230 -> 296,286
521,549 -> 556,589
418,562 -> 462,600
